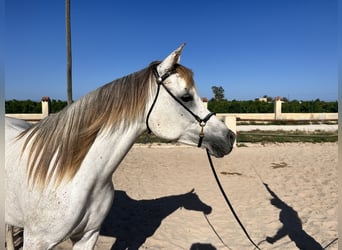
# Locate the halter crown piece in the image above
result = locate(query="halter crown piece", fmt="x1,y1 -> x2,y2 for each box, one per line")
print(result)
145,65 -> 216,148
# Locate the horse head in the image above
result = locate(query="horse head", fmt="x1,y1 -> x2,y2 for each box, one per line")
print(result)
146,44 -> 235,157
180,189 -> 212,215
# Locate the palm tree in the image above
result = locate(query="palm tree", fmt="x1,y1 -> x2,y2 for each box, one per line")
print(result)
66,0 -> 72,105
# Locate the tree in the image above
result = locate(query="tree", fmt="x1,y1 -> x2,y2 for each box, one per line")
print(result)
263,95 -> 274,102
66,0 -> 73,105
211,86 -> 225,101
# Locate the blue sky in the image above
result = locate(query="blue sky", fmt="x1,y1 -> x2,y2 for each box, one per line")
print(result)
5,0 -> 337,101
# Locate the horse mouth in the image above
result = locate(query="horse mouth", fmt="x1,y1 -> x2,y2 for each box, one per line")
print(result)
207,144 -> 233,158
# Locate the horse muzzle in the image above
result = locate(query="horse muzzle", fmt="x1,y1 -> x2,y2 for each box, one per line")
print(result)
206,129 -> 235,158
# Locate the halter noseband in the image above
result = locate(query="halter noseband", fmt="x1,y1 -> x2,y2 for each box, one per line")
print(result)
146,65 -> 216,147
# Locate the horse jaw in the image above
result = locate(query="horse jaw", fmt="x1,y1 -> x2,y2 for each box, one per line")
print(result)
157,43 -> 186,76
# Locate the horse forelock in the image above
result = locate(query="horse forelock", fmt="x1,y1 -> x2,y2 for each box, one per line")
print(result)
20,61 -> 195,189
174,63 -> 195,89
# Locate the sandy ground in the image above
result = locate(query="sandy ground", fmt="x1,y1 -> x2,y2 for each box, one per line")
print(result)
54,143 -> 338,250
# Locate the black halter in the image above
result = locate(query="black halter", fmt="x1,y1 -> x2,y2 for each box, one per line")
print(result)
146,65 -> 216,147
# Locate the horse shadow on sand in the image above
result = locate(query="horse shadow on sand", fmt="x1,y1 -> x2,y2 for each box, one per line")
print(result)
100,189 -> 213,250
263,183 -> 323,250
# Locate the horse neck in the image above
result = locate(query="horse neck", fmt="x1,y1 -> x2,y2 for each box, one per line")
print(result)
82,120 -> 146,180
154,192 -> 192,216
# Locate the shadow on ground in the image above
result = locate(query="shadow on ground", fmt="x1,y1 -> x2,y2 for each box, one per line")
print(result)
263,183 -> 323,250
100,189 -> 212,250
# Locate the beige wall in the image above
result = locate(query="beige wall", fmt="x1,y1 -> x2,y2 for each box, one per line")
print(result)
217,113 -> 338,121
5,99 -> 50,123
6,98 -> 338,128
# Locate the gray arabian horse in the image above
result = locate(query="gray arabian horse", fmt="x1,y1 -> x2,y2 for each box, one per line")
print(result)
5,44 -> 235,249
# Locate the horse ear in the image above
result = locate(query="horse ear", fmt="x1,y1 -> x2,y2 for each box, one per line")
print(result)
189,188 -> 195,194
157,43 -> 186,76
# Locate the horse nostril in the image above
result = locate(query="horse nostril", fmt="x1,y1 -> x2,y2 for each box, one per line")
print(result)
228,130 -> 236,146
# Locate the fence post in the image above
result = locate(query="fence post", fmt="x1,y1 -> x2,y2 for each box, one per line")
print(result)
41,96 -> 51,118
224,116 -> 237,145
202,97 -> 208,109
274,97 -> 283,120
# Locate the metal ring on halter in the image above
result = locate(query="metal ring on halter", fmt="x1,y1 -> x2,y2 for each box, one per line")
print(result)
197,112 -> 216,147
146,65 -> 216,148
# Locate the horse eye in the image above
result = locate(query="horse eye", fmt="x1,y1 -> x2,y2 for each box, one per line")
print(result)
180,94 -> 193,102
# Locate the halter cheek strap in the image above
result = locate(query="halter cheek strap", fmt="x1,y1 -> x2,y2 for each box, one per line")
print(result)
146,65 -> 216,148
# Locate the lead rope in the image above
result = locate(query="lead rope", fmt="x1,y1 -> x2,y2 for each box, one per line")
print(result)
206,149 -> 261,250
